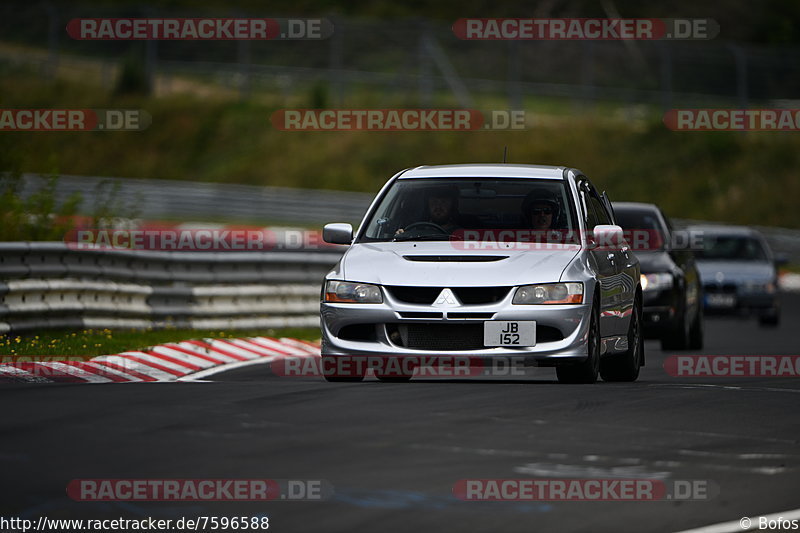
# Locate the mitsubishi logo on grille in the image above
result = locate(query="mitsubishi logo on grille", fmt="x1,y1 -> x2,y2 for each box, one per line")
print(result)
433,288 -> 459,307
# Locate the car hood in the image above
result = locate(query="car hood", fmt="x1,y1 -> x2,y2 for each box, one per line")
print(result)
338,242 -> 581,286
634,251 -> 674,273
696,260 -> 775,284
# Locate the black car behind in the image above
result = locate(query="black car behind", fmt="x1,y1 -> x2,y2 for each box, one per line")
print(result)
613,202 -> 703,350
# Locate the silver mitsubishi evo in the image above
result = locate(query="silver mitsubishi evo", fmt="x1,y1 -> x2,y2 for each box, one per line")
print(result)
320,164 -> 642,384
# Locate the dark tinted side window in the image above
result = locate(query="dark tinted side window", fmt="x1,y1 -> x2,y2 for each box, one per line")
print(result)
589,195 -> 612,227
582,192 -> 598,229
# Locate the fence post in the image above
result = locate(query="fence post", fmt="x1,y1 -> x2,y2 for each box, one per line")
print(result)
658,41 -> 673,112
144,8 -> 157,94
328,16 -> 343,106
580,40 -> 596,110
727,43 -> 749,109
508,40 -> 522,111
43,2 -> 59,79
238,39 -> 252,100
418,24 -> 434,106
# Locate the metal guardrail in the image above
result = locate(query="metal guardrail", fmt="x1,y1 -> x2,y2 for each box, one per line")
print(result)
3,219 -> 799,334
16,173 -> 374,225
0,243 -> 344,334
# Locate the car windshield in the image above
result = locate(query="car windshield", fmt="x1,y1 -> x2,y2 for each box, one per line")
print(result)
696,235 -> 768,261
357,178 -> 579,243
613,208 -> 667,251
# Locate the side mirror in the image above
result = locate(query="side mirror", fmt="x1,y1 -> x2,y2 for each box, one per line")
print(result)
591,224 -> 625,251
322,223 -> 353,245
774,253 -> 789,267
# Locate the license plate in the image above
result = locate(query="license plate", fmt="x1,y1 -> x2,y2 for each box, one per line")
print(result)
484,321 -> 536,347
706,293 -> 736,308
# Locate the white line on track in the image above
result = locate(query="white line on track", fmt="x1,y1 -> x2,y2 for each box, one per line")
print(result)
675,507 -> 800,532
649,383 -> 800,394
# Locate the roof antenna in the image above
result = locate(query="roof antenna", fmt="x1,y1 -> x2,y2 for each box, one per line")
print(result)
502,146 -> 508,163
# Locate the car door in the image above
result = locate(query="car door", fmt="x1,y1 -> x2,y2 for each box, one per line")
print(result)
578,180 -> 619,338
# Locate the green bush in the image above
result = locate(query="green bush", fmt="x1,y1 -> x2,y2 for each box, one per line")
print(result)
0,173 -> 81,241
114,49 -> 151,97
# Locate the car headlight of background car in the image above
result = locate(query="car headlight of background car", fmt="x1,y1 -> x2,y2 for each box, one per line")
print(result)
513,282 -> 583,304
324,281 -> 383,303
641,273 -> 673,292
741,280 -> 776,294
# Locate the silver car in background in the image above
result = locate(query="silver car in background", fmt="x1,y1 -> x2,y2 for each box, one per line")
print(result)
691,225 -> 785,326
321,164 -> 642,384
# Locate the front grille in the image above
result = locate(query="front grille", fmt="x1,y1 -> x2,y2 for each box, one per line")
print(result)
385,286 -> 511,305
398,312 -> 444,319
453,287 -> 512,304
402,324 -> 485,350
385,286 -> 442,304
386,323 -> 565,351
537,326 -> 565,343
704,283 -> 737,294
447,312 -> 495,319
338,324 -> 377,342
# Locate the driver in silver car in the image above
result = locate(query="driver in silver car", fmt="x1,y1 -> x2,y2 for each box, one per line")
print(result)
522,189 -> 561,231
395,185 -> 461,236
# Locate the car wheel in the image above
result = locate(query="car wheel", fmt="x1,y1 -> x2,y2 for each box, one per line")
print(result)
600,293 -> 643,382
557,301 -> 600,384
687,306 -> 704,350
322,355 -> 365,383
661,304 -> 690,350
758,307 -> 780,327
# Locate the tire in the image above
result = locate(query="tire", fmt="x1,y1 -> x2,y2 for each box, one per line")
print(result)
687,305 -> 704,350
600,293 -> 643,382
661,304 -> 690,351
758,307 -> 780,327
322,355 -> 365,383
557,301 -> 600,384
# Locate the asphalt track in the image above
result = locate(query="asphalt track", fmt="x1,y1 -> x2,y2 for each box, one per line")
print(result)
1,294 -> 799,533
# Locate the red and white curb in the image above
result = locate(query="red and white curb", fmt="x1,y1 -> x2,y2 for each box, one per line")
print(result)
0,337 -> 320,383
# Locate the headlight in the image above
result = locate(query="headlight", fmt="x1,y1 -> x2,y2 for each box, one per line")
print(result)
743,281 -> 775,294
641,273 -> 672,292
767,282 -> 777,294
513,282 -> 583,304
324,280 -> 383,303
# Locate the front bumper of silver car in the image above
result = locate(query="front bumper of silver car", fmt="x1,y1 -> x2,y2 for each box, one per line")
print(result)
320,287 -> 593,365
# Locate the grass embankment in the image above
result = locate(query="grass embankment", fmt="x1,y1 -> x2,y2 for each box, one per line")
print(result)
1,63 -> 799,229
0,328 -> 320,359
